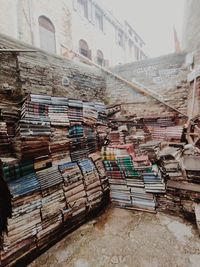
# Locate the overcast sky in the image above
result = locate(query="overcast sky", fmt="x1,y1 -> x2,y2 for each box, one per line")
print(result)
100,0 -> 185,57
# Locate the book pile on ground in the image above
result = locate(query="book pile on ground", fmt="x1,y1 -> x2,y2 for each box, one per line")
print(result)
108,130 -> 125,145
28,94 -> 52,105
0,94 -> 109,266
183,154 -> 200,184
69,126 -> 98,162
40,186 -> 66,220
125,128 -> 149,148
79,159 -> 103,208
84,126 -> 98,154
49,105 -> 69,126
143,165 -> 166,193
95,102 -> 107,124
68,99 -> 83,122
148,126 -> 183,142
1,159 -> 34,182
50,121 -> 69,165
50,138 -> 70,165
143,114 -> 176,127
0,122 -> 11,157
83,102 -> 97,125
0,103 -> 21,138
96,125 -> 108,148
60,161 -> 87,218
63,178 -> 87,217
89,152 -> 109,193
16,117 -> 51,137
13,137 -> 50,160
37,166 -> 63,190
131,187 -> 156,211
21,101 -> 49,119
138,141 -> 161,162
159,145 -> 183,181
102,145 -> 156,211
1,176 -> 41,266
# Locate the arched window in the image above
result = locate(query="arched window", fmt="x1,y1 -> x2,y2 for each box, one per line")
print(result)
39,16 -> 56,53
79,39 -> 91,59
97,50 -> 104,66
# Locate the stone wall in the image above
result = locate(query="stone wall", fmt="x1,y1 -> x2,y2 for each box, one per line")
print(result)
182,0 -> 200,53
105,52 -> 189,117
0,33 -> 191,118
0,33 -> 106,103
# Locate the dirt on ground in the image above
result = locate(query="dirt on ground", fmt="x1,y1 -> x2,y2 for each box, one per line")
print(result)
29,207 -> 200,267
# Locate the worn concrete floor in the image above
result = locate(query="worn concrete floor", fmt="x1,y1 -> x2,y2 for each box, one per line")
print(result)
29,207 -> 200,267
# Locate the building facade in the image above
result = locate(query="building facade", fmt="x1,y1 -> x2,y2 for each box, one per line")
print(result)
0,0 -> 147,66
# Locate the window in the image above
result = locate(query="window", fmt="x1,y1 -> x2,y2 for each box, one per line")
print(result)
79,39 -> 91,59
118,30 -> 124,48
39,16 -> 56,54
95,8 -> 103,31
97,50 -> 104,66
78,0 -> 88,18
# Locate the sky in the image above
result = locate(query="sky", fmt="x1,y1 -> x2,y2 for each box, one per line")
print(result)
100,0 -> 185,57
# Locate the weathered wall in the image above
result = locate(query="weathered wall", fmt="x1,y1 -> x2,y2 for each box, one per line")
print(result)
0,0 -> 72,55
182,0 -> 200,53
105,53 -> 189,117
0,34 -> 106,103
0,33 -> 191,118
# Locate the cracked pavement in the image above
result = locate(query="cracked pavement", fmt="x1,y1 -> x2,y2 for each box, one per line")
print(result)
29,207 -> 200,267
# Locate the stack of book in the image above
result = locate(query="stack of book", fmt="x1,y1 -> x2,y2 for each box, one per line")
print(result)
139,141 -> 161,162
79,159 -> 103,208
40,186 -> 66,220
13,137 -> 50,160
21,101 -> 49,119
0,122 -> 11,157
68,99 -> 83,122
102,145 -> 157,211
89,152 -> 109,193
83,102 -> 97,125
143,114 -> 176,127
49,105 -> 69,127
2,175 -> 42,265
69,137 -> 88,162
37,166 -> 63,190
130,187 -> 156,211
0,103 -> 21,138
36,212 -> 63,250
60,162 -> 87,216
0,93 -> 109,266
84,127 -> 98,154
50,138 -> 70,165
148,126 -> 183,142
108,130 -> 125,145
28,94 -> 52,105
95,102 -> 107,124
96,125 -> 108,148
51,126 -> 69,166
159,145 -> 183,181
183,154 -> 200,184
69,126 -> 98,162
143,165 -> 166,193
1,159 -> 34,182
15,117 -> 51,137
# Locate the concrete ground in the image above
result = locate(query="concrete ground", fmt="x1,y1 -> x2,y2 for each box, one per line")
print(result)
29,207 -> 200,267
